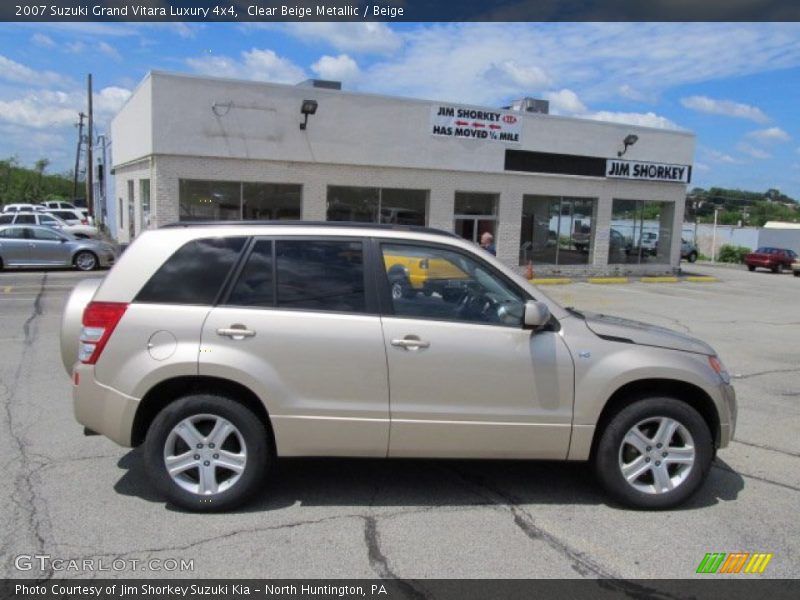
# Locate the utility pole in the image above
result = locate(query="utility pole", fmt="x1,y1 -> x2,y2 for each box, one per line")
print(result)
85,74 -> 94,217
73,112 -> 85,199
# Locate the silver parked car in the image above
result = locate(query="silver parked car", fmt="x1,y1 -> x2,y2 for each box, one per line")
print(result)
0,224 -> 116,271
61,223 -> 736,511
0,211 -> 99,239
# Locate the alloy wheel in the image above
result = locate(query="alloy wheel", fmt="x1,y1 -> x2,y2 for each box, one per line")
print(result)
618,416 -> 695,495
163,414 -> 247,496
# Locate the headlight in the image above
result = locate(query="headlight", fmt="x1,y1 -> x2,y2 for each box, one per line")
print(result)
708,355 -> 730,384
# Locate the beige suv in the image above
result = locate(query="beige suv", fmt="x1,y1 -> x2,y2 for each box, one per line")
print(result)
61,223 -> 736,511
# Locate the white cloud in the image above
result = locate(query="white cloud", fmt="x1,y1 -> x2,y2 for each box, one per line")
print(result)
618,84 -> 652,102
543,89 -> 587,114
702,148 -> 743,164
0,55 -> 67,86
0,86 -> 131,129
98,42 -> 121,61
360,23 -> 800,107
311,54 -> 360,83
693,162 -> 710,172
680,95 -> 769,123
747,127 -> 791,143
187,48 -> 305,84
736,142 -> 771,159
282,23 -> 402,55
0,91 -> 80,128
66,41 -> 86,54
583,111 -> 678,129
486,60 -> 550,89
31,33 -> 55,48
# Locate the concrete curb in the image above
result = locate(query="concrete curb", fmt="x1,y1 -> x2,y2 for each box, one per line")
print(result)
587,277 -> 629,284
641,276 -> 680,283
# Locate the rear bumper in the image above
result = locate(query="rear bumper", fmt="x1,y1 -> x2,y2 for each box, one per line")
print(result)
72,363 -> 139,447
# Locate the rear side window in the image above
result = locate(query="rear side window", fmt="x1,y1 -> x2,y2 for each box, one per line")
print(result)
276,239 -> 365,312
0,215 -> 12,224
228,240 -> 274,307
16,214 -> 36,224
135,237 -> 246,305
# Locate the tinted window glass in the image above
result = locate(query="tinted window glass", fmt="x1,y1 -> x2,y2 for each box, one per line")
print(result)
381,243 -> 525,326
228,240 -> 274,307
16,214 -> 36,224
0,227 -> 26,239
136,237 -> 246,305
276,240 -> 365,312
0,215 -> 12,224
31,228 -> 62,241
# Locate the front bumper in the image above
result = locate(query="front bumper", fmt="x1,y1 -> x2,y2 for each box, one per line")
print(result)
72,363 -> 139,446
98,251 -> 117,268
717,382 -> 737,448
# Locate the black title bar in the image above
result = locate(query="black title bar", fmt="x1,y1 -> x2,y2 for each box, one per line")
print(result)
4,0 -> 800,22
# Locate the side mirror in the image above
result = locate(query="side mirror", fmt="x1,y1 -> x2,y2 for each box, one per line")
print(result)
524,300 -> 551,328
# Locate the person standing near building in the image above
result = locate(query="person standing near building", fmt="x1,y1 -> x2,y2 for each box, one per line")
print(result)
480,232 -> 496,255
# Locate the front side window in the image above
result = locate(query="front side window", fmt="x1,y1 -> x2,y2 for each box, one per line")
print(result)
31,228 -> 62,241
275,240 -> 366,313
136,237 -> 247,305
381,243 -> 525,326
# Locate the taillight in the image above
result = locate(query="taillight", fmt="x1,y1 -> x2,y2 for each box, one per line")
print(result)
79,302 -> 128,365
81,218 -> 88,225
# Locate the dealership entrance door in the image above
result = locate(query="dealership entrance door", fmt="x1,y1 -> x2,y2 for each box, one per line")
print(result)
454,192 -> 497,244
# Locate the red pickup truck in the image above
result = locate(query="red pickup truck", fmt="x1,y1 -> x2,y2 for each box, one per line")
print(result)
744,247 -> 798,273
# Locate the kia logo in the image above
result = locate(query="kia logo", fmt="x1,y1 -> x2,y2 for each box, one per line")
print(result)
502,115 -> 517,124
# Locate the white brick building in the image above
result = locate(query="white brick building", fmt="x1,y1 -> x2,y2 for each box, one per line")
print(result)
111,71 -> 695,276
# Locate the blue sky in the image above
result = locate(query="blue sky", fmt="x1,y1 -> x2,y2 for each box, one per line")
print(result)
1,22 -> 799,198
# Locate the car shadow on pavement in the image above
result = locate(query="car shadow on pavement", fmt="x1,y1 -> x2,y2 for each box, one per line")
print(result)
113,449 -> 745,513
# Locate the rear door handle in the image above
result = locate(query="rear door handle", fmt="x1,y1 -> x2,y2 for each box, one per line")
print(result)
217,326 -> 256,340
390,337 -> 430,350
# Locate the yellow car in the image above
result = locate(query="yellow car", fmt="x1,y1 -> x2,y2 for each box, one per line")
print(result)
383,249 -> 470,300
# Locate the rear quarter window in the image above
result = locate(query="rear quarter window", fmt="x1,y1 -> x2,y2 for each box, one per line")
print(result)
135,237 -> 247,305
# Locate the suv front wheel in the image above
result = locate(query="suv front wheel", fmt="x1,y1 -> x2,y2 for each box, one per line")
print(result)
594,397 -> 713,509
144,395 -> 270,511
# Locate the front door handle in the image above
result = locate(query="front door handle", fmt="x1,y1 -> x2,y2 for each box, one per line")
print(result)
217,325 -> 256,340
390,336 -> 430,350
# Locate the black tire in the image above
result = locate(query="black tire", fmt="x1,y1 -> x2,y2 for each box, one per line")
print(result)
73,250 -> 98,271
771,265 -> 779,274
747,265 -> 755,272
794,271 -> 800,277
144,394 -> 270,512
594,397 -> 713,510
687,252 -> 697,263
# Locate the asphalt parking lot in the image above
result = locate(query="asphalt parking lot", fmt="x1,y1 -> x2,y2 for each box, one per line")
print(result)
0,264 -> 798,582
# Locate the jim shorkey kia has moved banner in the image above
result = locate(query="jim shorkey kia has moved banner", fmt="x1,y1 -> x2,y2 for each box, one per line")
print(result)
4,0 -> 800,22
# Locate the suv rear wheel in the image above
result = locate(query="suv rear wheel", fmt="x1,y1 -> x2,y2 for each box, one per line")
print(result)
144,394 -> 270,511
594,397 -> 713,509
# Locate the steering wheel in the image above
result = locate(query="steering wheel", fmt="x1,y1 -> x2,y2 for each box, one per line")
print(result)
455,288 -> 499,322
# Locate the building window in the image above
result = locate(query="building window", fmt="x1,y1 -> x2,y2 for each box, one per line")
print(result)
326,186 -> 427,226
140,179 -> 150,231
609,199 -> 675,265
243,183 -> 302,220
127,180 -> 135,239
179,180 -> 302,221
454,192 -> 498,244
519,195 -> 596,265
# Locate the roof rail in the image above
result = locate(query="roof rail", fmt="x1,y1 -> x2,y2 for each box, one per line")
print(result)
159,220 -> 459,238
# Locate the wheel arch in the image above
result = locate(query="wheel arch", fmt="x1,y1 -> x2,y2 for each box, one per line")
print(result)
589,378 -> 721,459
131,375 -> 275,455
